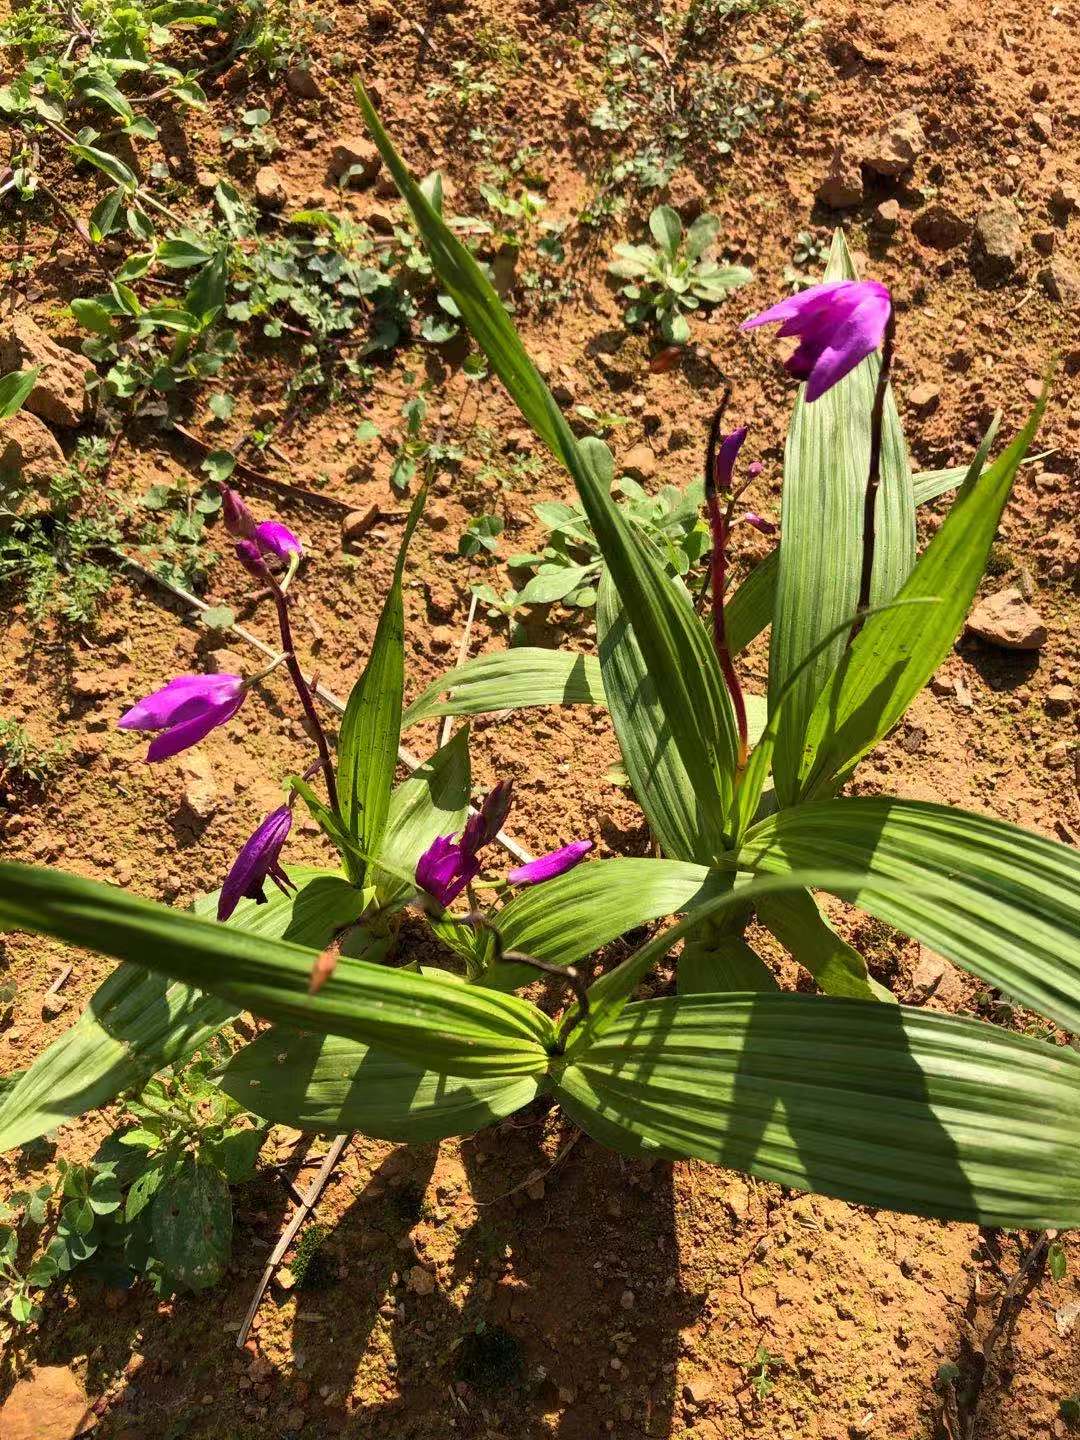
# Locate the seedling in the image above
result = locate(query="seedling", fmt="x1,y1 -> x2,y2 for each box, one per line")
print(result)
609,205 -> 752,343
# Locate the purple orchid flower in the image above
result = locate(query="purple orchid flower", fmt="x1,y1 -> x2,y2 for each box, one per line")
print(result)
712,426 -> 748,495
118,673 -> 246,762
253,520 -> 302,562
741,280 -> 892,403
742,512 -> 777,535
415,781 -> 514,907
217,806 -> 295,921
507,840 -> 593,887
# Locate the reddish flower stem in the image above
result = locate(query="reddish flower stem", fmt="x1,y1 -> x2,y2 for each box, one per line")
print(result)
855,308 -> 897,625
704,408 -> 749,770
268,579 -> 339,814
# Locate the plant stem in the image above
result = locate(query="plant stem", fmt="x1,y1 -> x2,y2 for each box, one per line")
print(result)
704,408 -> 748,769
268,579 -> 339,814
855,309 -> 897,619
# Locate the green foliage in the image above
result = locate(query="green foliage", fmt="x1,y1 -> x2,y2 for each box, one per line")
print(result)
0,718 -> 65,790
290,1222 -> 332,1288
609,206 -> 751,344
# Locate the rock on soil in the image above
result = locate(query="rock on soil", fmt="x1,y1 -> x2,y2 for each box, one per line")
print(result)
816,142 -> 863,209
912,203 -> 971,251
620,443 -> 657,481
874,198 -> 901,232
342,504 -> 380,544
1050,179 -> 1079,213
177,750 -> 219,820
1045,684 -> 1074,715
285,65 -> 322,99
911,949 -> 964,1005
966,588 -> 1048,650
0,409 -> 65,510
1039,256 -> 1080,306
0,1365 -> 95,1440
328,136 -> 381,185
0,313 -> 88,427
254,165 -> 286,210
908,382 -> 939,414
863,108 -> 926,177
971,198 -> 1023,278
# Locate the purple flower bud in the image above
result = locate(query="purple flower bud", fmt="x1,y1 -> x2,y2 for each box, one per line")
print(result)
253,520 -> 303,562
221,485 -> 257,540
748,460 -> 764,479
415,781 -> 516,907
741,280 -> 892,403
507,840 -> 593,887
235,538 -> 269,580
743,512 -> 777,535
118,673 -> 246,762
217,806 -> 295,921
711,426 -> 747,497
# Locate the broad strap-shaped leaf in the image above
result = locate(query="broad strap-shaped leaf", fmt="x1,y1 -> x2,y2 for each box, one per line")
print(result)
0,867 -> 358,1153
372,727 -> 471,905
0,862 -> 555,1076
553,992 -> 1080,1229
739,796 -> 1080,1033
402,648 -> 605,729
221,1030 -> 541,1140
677,934 -> 778,993
755,887 -> 879,1000
486,857 -> 734,990
357,83 -> 738,852
337,487 -> 426,867
797,397 -> 1043,797
768,231 -> 915,803
564,869 -> 862,1053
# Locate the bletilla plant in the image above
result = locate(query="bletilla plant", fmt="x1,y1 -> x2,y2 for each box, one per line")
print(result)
1,86 -> 1078,1239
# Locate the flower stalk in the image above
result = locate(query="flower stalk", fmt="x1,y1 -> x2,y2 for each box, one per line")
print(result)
855,307 -> 897,624
704,410 -> 750,770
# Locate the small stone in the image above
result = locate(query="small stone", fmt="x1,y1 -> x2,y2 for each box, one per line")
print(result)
425,503 -> 449,533
908,382 -> 939,414
1050,180 -> 1079,214
966,588 -> 1048,651
524,1176 -> 546,1202
1032,230 -> 1056,256
1031,111 -> 1053,142
178,750 -> 218,820
41,992 -> 68,1019
205,648 -> 245,675
367,206 -> 395,236
1031,79 -> 1050,102
254,165 -> 286,210
972,198 -> 1022,277
620,1289 -> 635,1309
0,1366 -> 95,1440
620,443 -> 657,482
1046,683 -> 1074,715
863,108 -> 926,177
328,135 -> 381,186
912,950 -> 963,1003
407,1265 -> 435,1296
683,1375 -> 715,1407
912,203 -> 971,252
0,410 -> 66,512
816,142 -> 863,209
430,626 -> 454,653
195,168 -> 219,191
929,672 -> 954,696
276,1266 -> 296,1290
285,65 -> 322,100
1040,257 -> 1080,306
0,313 -> 88,427
724,1178 -> 751,1218
341,504 -> 379,544
874,198 -> 901,232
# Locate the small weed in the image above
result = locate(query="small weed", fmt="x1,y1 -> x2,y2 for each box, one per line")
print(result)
291,1223 -> 335,1289
784,229 -> 830,291
0,719 -> 64,790
455,1322 -> 524,1390
748,1343 -> 782,1400
610,205 -> 751,344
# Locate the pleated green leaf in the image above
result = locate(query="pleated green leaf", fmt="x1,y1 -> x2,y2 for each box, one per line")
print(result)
372,727 -> 471,905
357,81 -> 738,852
402,648 -> 605,729
486,857 -> 733,989
755,887 -> 879,1000
767,231 -> 915,802
0,867 -> 358,1152
677,934 -> 778,993
739,796 -> 1080,1033
554,993 -> 1080,1229
221,1030 -> 541,1140
797,398 -> 1043,797
0,862 -> 555,1076
337,487 -> 426,868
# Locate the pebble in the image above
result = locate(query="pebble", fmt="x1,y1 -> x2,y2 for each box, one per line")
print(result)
341,504 -> 380,544
972,198 -> 1023,276
1045,684 -> 1074,715
863,108 -> 926,177
908,382 -> 940,414
254,165 -> 285,210
874,198 -> 902,232
1040,257 -> 1080,306
620,443 -> 657,481
966,588 -> 1048,651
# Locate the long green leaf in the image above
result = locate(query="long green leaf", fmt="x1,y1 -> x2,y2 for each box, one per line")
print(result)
554,993 -> 1080,1229
768,231 -> 914,802
221,1030 -> 540,1140
596,569 -> 703,861
357,82 -> 738,851
402,648 -> 605,728
755,887 -> 878,1000
372,727 -> 471,904
0,863 -> 555,1076
677,934 -> 778,993
337,487 -> 425,866
0,867 -> 357,1152
486,857 -> 734,990
739,796 -> 1080,1033
0,367 -> 40,420
797,398 -> 1043,797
